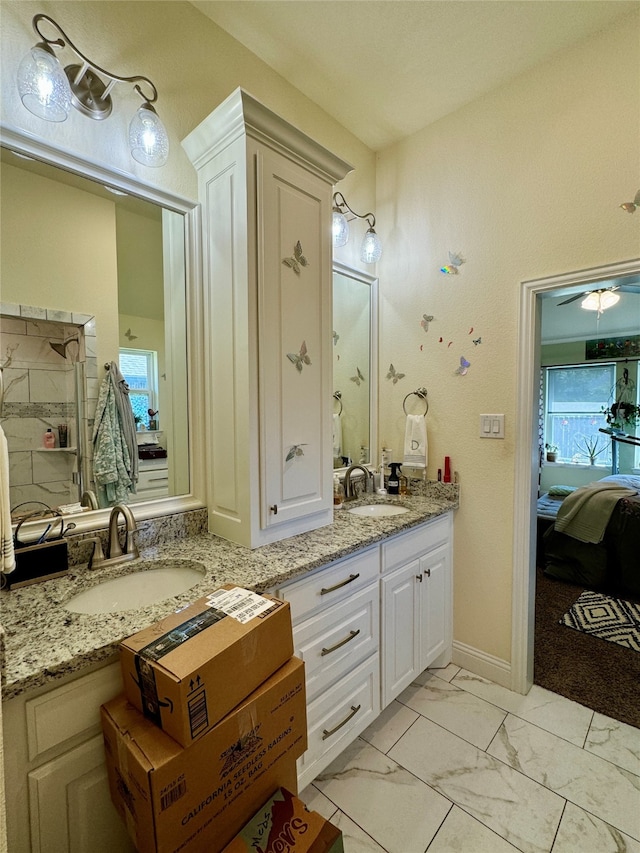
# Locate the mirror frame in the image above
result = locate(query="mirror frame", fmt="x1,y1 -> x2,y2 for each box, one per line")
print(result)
0,123 -> 206,536
332,259 -> 378,473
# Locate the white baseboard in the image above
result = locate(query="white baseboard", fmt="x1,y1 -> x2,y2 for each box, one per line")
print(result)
452,640 -> 513,691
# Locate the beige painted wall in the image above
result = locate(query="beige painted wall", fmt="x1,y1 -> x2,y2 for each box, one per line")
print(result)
375,12 -> 640,663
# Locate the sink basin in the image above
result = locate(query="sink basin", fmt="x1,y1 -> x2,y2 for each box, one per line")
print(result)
347,504 -> 409,518
64,559 -> 206,614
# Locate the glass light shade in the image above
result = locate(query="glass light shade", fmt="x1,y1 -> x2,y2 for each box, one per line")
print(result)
581,291 -> 620,312
332,210 -> 349,247
360,228 -> 382,264
17,45 -> 71,122
129,105 -> 169,167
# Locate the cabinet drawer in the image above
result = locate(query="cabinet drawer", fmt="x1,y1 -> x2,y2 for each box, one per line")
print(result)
382,513 -> 451,573
293,582 -> 379,702
278,546 -> 379,623
25,663 -> 123,761
298,654 -> 380,789
137,469 -> 169,490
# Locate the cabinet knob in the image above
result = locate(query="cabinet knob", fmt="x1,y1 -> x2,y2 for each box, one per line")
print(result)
424,568 -> 431,577
270,504 -> 278,515
416,574 -> 423,582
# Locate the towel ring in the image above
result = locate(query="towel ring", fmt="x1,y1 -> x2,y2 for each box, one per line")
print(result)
333,391 -> 343,416
403,388 -> 429,417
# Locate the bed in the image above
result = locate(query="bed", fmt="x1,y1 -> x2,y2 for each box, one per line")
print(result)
538,475 -> 640,598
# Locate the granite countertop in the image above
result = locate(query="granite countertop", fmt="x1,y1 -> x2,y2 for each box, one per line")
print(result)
0,485 -> 458,700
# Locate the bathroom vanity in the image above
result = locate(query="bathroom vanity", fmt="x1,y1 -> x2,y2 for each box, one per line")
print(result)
1,488 -> 457,852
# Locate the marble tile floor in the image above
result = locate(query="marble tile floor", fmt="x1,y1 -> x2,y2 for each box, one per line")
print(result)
299,664 -> 640,853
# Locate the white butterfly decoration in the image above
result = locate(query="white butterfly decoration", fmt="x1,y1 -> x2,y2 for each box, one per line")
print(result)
421,314 -> 434,332
333,330 -> 340,346
456,356 -> 471,376
350,367 -> 365,386
386,363 -> 406,384
440,252 -> 465,275
285,444 -> 307,462
282,241 -> 308,275
124,328 -> 138,341
287,340 -> 311,372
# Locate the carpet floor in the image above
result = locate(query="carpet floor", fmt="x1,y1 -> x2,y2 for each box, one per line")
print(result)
534,565 -> 640,729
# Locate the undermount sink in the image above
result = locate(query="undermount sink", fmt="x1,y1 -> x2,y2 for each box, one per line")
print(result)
347,504 -> 409,518
64,559 -> 206,614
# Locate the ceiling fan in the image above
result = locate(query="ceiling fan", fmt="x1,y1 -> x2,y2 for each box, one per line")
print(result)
557,283 -> 640,309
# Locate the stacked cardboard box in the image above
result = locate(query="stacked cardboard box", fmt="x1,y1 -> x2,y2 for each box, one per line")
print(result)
101,586 -> 309,853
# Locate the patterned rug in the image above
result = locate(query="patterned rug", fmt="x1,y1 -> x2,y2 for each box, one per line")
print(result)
560,591 -> 640,652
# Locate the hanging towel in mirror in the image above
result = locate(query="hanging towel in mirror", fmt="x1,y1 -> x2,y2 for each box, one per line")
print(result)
403,414 -> 427,468
333,413 -> 343,458
1,424 -> 16,573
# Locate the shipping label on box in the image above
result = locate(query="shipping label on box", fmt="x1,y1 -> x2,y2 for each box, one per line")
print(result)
223,787 -> 344,853
120,586 -> 293,747
102,657 -> 307,853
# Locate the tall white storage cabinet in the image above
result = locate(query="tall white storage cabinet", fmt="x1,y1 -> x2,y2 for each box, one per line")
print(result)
183,89 -> 352,548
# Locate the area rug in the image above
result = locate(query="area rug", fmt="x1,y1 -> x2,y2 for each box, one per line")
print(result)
561,591 -> 640,652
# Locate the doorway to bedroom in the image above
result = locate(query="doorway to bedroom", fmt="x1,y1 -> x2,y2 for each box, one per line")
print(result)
513,259 -> 640,729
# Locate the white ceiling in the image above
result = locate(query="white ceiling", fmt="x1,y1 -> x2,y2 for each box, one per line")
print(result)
192,0 -> 636,151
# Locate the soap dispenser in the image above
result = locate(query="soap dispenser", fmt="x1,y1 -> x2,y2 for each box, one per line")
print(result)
388,462 -> 402,495
333,474 -> 345,507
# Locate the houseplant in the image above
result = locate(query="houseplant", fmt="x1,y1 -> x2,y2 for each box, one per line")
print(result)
602,401 -> 640,431
544,443 -> 559,462
574,434 -> 607,466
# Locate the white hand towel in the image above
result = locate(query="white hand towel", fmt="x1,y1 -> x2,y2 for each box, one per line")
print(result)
332,413 -> 343,458
1,424 -> 16,573
403,414 -> 427,469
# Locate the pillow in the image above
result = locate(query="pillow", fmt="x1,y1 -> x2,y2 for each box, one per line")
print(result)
547,485 -> 577,497
598,475 -> 640,491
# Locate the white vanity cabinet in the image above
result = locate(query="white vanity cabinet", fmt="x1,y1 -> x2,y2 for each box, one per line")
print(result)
182,89 -> 352,549
276,547 -> 381,789
2,661 -> 132,853
381,513 -> 452,707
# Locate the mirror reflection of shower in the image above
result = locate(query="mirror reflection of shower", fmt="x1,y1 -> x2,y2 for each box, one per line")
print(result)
49,336 -> 80,360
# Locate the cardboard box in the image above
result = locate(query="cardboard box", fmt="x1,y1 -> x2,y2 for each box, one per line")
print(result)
120,585 -> 293,746
102,657 -> 307,853
223,788 -> 344,853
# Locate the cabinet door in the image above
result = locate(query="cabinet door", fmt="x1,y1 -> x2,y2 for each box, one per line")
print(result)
381,559 -> 422,707
28,734 -> 134,853
421,543 -> 451,669
257,147 -> 333,529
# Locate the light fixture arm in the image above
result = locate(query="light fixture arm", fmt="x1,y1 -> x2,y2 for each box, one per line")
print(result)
32,14 -> 159,107
333,191 -> 376,230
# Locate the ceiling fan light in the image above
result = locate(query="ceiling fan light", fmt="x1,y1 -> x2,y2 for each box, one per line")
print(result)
581,291 -> 620,312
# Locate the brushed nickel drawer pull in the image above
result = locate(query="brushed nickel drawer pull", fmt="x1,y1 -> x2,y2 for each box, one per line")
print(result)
321,629 -> 360,656
320,573 -> 360,595
322,704 -> 362,740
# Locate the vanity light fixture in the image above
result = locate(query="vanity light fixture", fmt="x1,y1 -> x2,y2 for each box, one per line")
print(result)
16,14 -> 169,167
620,190 -> 640,213
581,289 -> 620,314
332,191 -> 382,264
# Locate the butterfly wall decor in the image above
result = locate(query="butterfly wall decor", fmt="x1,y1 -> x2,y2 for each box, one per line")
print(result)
456,356 -> 471,376
333,330 -> 340,346
350,367 -> 365,386
440,252 -> 465,275
124,328 -> 138,341
386,363 -> 405,384
282,241 -> 308,275
473,337 -> 482,346
287,340 -> 311,372
285,444 -> 307,462
421,314 -> 434,332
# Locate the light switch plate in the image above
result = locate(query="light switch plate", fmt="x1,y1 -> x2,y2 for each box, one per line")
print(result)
480,414 -> 505,439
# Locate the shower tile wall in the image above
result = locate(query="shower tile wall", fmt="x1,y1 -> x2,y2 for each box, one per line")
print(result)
1,304 -> 95,516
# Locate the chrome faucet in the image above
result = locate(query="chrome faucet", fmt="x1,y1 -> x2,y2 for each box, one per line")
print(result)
343,464 -> 372,500
87,503 -> 139,568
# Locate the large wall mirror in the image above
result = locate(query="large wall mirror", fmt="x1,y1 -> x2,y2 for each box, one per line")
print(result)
0,127 -> 203,533
332,260 -> 378,470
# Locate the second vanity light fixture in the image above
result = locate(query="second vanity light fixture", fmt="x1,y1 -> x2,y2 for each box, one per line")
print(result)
332,192 -> 382,264
17,14 -> 169,167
